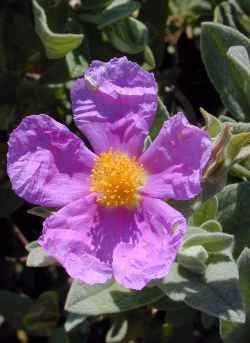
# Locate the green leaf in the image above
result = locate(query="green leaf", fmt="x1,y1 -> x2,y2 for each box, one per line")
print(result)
106,318 -> 128,343
220,248 -> 250,342
186,226 -> 206,238
227,121 -> 250,134
226,45 -> 250,121
26,246 -> 56,267
32,0 -> 84,59
219,115 -> 237,123
66,51 -> 88,78
64,313 -> 87,333
40,50 -> 88,84
169,0 -> 211,18
200,108 -> 222,138
201,23 -> 250,121
202,125 -> 232,200
157,256 -> 245,323
217,182 -> 250,256
143,135 -> 152,150
23,291 -> 60,336
65,281 -> 164,315
0,291 -> 33,328
149,97 -> 170,140
201,219 -> 223,232
183,231 -> 234,254
142,45 -> 156,71
98,0 -> 140,29
226,131 -> 250,167
105,17 -> 148,54
214,1 -> 250,37
26,241 -> 40,252
230,162 -> 250,179
27,207 -> 52,219
177,245 -> 208,275
189,196 -> 218,226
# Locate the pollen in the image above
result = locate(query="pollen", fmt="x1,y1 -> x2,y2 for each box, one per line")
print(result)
90,148 -> 146,208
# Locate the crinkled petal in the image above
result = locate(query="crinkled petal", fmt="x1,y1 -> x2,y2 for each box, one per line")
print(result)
39,194 -> 185,289
112,196 -> 186,290
7,114 -> 95,208
38,194 -> 139,285
71,57 -> 157,156
140,113 -> 212,200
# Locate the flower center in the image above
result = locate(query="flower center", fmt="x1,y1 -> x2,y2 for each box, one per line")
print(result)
90,148 -> 146,208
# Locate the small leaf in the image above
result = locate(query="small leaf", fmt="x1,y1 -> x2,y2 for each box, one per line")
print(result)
226,131 -> 250,167
65,281 -> 164,315
32,0 -> 84,59
201,23 -> 250,121
105,17 -> 148,54
64,313 -> 87,332
230,162 -> 250,179
214,1 -> 250,36
202,125 -> 232,200
26,246 -> 56,267
106,318 -> 128,343
158,255 -> 245,323
26,241 -> 40,252
143,135 -> 152,151
183,231 -> 234,254
200,108 -> 222,138
201,219 -> 223,232
98,0 -> 140,29
142,45 -> 156,71
220,248 -> 250,342
149,97 -> 169,140
66,51 -> 88,78
40,50 -> 88,84
228,121 -> 250,134
27,207 -> 52,219
217,182 -> 250,256
190,196 -> 218,226
177,245 -> 208,275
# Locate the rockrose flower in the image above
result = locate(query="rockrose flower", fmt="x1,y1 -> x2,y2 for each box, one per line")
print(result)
7,57 -> 212,290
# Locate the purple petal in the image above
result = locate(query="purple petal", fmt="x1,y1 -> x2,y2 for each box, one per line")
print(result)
140,113 -> 212,200
71,57 -> 157,156
7,114 -> 95,208
39,194 -> 186,289
112,196 -> 186,290
38,194 -> 139,285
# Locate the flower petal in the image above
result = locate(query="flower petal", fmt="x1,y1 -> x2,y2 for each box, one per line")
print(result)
71,57 -> 157,156
7,114 -> 95,208
112,196 -> 186,290
140,113 -> 212,200
38,194 -> 139,285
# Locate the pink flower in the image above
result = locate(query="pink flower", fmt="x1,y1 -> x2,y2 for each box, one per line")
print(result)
7,57 -> 212,290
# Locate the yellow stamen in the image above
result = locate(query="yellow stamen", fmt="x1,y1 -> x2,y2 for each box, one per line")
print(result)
90,148 -> 146,208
